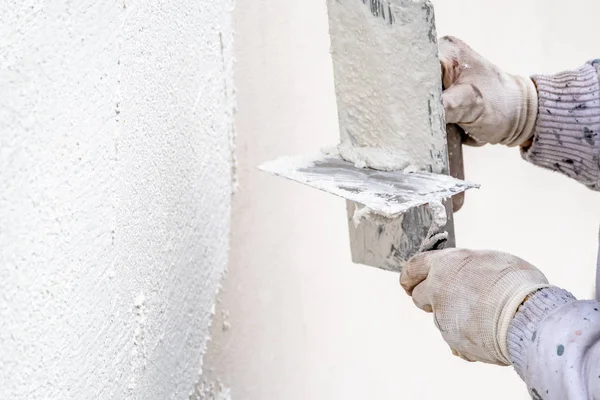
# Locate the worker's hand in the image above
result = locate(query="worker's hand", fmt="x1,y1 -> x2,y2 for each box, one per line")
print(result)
400,249 -> 550,365
439,36 -> 538,147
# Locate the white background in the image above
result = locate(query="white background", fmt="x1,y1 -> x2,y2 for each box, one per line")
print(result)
206,0 -> 600,399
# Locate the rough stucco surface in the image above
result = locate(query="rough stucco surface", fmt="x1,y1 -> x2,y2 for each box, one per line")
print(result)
0,1 -> 233,399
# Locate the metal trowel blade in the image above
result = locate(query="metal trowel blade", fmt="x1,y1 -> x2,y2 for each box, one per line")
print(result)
259,150 -> 479,216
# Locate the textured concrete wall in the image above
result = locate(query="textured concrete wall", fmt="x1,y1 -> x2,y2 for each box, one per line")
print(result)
1,1 -> 233,399
205,0 -> 600,399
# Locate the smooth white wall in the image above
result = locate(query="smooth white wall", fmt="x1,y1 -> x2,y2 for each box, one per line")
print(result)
206,0 -> 600,399
1,1 -> 233,399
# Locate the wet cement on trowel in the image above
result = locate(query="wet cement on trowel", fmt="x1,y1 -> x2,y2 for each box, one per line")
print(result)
327,0 -> 447,172
293,155 -> 475,216
326,0 -> 453,271
260,151 -> 477,216
259,149 -> 480,271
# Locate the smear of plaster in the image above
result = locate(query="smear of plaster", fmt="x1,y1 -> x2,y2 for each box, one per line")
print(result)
418,201 -> 448,252
427,200 -> 447,231
217,30 -> 239,194
190,379 -> 232,400
352,204 -> 403,227
221,310 -> 231,332
129,292 -> 147,392
352,200 -> 447,249
260,151 -> 477,217
327,0 -> 447,172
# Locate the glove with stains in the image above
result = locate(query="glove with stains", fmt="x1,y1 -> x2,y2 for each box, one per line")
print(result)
400,249 -> 551,365
440,36 -> 538,147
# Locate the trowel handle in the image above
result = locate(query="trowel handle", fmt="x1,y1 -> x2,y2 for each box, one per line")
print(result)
446,124 -> 466,213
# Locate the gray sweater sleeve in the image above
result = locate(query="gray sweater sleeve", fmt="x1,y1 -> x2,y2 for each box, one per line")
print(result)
522,62 -> 600,190
510,63 -> 600,398
507,287 -> 600,399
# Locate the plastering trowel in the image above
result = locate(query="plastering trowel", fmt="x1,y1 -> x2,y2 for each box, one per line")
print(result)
259,0 -> 478,272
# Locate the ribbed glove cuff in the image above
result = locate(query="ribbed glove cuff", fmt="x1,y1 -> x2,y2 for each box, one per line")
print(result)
497,284 -> 551,365
503,75 -> 539,147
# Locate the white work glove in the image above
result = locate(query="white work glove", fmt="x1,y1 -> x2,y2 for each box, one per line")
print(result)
440,36 -> 538,147
400,249 -> 550,365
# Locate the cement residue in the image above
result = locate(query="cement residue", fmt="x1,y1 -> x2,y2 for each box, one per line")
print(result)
418,201 -> 449,252
352,204 -> 404,227
327,0 -> 447,172
353,200 -> 449,254
191,379 -> 232,400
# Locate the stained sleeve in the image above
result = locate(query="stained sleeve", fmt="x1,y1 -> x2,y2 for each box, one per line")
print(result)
522,62 -> 600,191
507,287 -> 600,399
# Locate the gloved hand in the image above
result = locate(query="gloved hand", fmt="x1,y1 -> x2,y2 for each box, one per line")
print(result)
440,36 -> 538,147
400,249 -> 550,365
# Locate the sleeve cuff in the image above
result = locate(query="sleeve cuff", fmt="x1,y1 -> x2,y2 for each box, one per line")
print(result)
507,287 -> 577,380
522,63 -> 600,188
